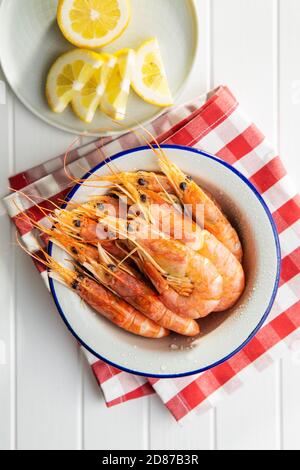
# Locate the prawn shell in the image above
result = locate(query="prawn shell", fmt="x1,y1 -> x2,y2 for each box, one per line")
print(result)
103,268 -> 200,337
78,277 -> 169,339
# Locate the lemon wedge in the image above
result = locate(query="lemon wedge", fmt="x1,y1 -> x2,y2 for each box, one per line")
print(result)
72,54 -> 117,123
132,38 -> 173,107
57,0 -> 131,49
100,49 -> 135,121
46,49 -> 104,113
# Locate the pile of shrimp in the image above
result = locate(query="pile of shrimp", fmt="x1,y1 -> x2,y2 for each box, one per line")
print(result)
16,140 -> 245,340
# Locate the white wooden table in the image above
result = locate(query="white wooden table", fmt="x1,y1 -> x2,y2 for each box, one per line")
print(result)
1,0 -> 300,450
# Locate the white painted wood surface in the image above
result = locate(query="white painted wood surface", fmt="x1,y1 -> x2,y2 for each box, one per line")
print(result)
1,0 -> 300,450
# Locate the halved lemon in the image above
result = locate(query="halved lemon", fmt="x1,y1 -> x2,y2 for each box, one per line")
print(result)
101,48 -> 135,121
132,38 -> 173,107
57,0 -> 131,49
72,54 -> 117,123
46,49 -> 104,113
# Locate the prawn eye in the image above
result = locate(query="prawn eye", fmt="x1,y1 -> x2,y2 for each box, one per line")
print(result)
74,220 -> 81,228
71,247 -> 78,255
180,182 -> 187,191
140,194 -> 147,203
108,264 -> 117,272
108,193 -> 119,200
138,178 -> 147,186
71,280 -> 79,290
97,203 -> 105,211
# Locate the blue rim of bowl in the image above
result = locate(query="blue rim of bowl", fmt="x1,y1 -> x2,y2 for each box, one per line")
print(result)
48,144 -> 281,379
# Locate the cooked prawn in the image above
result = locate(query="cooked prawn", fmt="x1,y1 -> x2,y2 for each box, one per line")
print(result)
17,238 -> 168,339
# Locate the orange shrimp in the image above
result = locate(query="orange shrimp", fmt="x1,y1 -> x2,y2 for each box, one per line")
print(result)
153,148 -> 243,262
99,215 -> 223,319
51,234 -> 200,337
139,190 -> 245,311
18,240 -> 168,339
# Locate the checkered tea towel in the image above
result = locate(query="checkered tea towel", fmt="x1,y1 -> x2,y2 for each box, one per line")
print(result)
4,86 -> 300,424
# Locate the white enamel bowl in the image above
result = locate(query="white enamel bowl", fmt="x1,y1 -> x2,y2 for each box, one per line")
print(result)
48,145 -> 281,378
0,0 -> 198,136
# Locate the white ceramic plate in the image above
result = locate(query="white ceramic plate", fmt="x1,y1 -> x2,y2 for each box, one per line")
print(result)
48,145 -> 281,378
0,0 -> 198,136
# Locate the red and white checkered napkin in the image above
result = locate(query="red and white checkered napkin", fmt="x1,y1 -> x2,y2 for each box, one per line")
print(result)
4,86 -> 300,424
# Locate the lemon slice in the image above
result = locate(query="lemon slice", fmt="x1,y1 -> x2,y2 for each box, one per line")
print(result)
72,54 -> 117,123
101,49 -> 135,121
46,49 -> 104,113
57,0 -> 131,49
132,38 -> 173,107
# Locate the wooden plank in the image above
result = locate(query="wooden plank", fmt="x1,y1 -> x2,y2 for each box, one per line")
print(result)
282,359 -> 300,450
279,0 -> 300,450
14,251 -> 82,449
149,396 -> 215,450
212,0 -> 278,142
279,0 -> 300,182
13,99 -> 83,450
83,359 -> 149,450
212,0 -> 279,450
0,68 -> 15,450
216,367 -> 280,450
